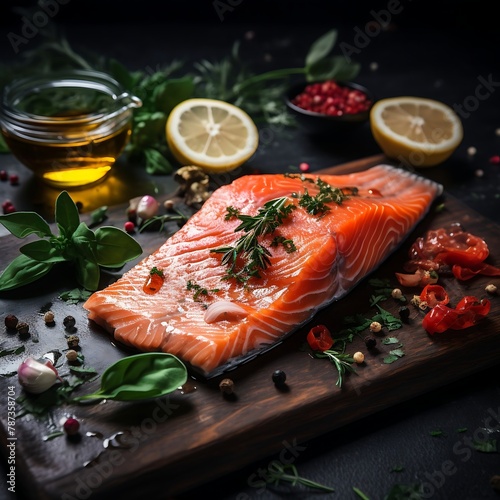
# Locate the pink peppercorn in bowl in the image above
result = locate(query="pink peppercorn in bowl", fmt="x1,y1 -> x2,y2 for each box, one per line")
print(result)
285,80 -> 374,135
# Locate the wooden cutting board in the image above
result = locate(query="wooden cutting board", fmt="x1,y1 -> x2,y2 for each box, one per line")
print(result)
1,155 -> 499,500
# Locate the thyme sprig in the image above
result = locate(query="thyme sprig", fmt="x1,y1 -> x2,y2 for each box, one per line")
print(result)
294,178 -> 359,216
211,197 -> 296,284
186,280 -> 220,301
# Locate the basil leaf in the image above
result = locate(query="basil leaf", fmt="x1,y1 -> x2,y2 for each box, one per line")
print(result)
74,353 -> 187,402
75,256 -> 100,291
0,212 -> 53,238
94,226 -> 142,267
0,254 -> 54,291
20,240 -> 66,263
327,56 -> 361,81
305,29 -> 338,69
71,223 -> 97,260
307,56 -> 360,83
55,191 -> 80,238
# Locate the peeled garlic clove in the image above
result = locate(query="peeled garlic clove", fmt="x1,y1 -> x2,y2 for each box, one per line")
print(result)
136,195 -> 159,220
17,358 -> 58,394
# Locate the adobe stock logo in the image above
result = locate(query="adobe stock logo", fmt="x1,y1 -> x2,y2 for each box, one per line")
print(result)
7,0 -> 70,54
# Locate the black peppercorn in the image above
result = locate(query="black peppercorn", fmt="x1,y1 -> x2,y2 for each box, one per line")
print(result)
364,336 -> 377,349
63,316 -> 76,329
5,314 -> 19,330
399,306 -> 411,323
272,369 -> 287,386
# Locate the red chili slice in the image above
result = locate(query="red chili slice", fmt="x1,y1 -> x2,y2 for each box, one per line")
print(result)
422,296 -> 491,334
452,263 -> 500,280
419,284 -> 449,308
307,324 -> 334,351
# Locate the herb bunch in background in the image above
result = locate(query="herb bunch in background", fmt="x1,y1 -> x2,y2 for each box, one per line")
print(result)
0,192 -> 142,292
0,23 -> 360,175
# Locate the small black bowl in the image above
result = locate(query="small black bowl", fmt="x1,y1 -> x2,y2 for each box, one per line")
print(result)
285,80 -> 375,136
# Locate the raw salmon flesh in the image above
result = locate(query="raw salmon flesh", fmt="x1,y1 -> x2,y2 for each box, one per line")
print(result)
84,165 -> 443,376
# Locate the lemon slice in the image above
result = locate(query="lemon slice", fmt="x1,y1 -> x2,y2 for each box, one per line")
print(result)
166,98 -> 259,173
370,97 -> 463,167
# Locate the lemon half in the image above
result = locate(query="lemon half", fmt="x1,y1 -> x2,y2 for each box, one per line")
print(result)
370,96 -> 463,167
166,98 -> 259,173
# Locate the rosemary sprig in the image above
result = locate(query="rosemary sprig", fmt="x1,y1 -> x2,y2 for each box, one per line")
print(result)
313,350 -> 356,387
266,463 -> 334,492
211,197 -> 296,284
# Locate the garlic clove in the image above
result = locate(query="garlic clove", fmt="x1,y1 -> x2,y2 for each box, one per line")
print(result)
17,358 -> 59,394
136,195 -> 160,221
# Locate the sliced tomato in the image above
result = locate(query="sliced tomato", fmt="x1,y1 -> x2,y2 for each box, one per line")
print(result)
420,284 -> 449,308
307,324 -> 334,351
422,296 -> 491,334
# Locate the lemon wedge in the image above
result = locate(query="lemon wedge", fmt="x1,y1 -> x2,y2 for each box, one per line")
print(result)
166,98 -> 259,173
370,96 -> 463,167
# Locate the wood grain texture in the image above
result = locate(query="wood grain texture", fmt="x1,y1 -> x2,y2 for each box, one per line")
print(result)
1,156 -> 499,500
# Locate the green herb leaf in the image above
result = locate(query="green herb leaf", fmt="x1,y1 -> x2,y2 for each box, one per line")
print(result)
71,222 -> 97,260
75,256 -> 100,291
305,29 -> 338,68
90,206 -> 108,226
20,239 -> 66,263
266,463 -> 334,492
0,345 -> 25,357
153,76 -> 195,114
390,466 -> 405,473
0,211 -> 53,238
144,147 -> 174,175
384,483 -> 423,500
59,288 -> 92,304
353,487 -> 370,500
55,191 -> 80,238
0,134 -> 9,153
473,439 -> 497,453
0,255 -> 54,291
94,226 -> 142,267
382,337 -> 400,345
430,430 -> 445,437
383,354 -> 400,364
73,353 -> 187,402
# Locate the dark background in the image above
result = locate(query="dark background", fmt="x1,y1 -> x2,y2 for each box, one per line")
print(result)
1,1 -> 500,500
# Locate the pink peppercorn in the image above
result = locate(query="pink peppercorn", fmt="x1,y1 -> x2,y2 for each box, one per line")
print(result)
9,174 -> 19,186
292,80 -> 371,116
124,221 -> 135,233
299,162 -> 310,172
489,155 -> 500,165
2,200 -> 15,214
63,417 -> 80,436
0,170 -> 8,181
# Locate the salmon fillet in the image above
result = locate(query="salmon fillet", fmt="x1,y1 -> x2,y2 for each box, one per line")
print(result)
84,165 -> 442,376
